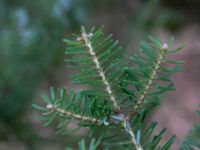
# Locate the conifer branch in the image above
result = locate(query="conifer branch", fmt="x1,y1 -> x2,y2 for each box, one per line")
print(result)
133,43 -> 168,111
33,27 -> 183,150
78,29 -> 120,111
46,104 -> 102,124
78,30 -> 144,149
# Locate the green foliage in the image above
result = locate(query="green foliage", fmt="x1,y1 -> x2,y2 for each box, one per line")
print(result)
3,0 -> 198,149
0,0 -> 86,146
123,36 -> 183,112
101,113 -> 176,150
34,27 -> 185,149
33,87 -> 111,134
64,27 -> 125,109
180,106 -> 200,150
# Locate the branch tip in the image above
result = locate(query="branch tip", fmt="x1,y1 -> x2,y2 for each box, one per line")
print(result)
80,30 -> 120,111
162,43 -> 168,51
46,104 -> 54,110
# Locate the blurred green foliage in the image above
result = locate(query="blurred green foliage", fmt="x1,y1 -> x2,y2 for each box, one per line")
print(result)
0,0 -> 87,147
0,0 -> 199,149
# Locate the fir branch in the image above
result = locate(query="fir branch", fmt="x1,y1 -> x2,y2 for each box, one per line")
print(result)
46,104 -> 102,124
77,28 -> 120,111
33,27 -> 183,150
78,28 -> 142,149
134,43 -> 168,111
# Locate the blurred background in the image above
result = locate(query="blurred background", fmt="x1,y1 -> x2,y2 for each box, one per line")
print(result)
0,0 -> 200,149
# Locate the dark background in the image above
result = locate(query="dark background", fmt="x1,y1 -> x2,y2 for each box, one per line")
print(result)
0,0 -> 200,149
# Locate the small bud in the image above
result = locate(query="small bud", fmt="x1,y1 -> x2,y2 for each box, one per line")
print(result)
162,43 -> 168,50
46,104 -> 53,110
76,37 -> 82,41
